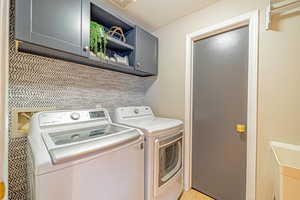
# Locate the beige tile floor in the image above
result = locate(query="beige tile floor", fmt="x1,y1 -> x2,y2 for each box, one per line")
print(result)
180,189 -> 214,200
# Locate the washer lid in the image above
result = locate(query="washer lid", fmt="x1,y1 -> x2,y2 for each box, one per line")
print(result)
42,124 -> 142,164
47,124 -> 127,146
48,129 -> 141,164
119,117 -> 183,133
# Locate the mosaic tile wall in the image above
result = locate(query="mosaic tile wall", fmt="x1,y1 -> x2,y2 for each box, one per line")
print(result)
8,1 -> 146,199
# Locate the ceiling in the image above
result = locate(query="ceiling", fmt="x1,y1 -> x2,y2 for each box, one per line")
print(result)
103,0 -> 219,31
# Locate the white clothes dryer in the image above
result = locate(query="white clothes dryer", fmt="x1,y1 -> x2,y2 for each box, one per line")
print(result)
114,106 -> 184,200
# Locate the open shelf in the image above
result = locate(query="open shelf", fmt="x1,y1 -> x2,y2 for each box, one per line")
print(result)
107,35 -> 134,51
90,1 -> 136,69
91,3 -> 134,33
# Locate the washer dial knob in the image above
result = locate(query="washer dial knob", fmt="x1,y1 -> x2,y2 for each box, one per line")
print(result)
70,112 -> 80,120
134,108 -> 139,114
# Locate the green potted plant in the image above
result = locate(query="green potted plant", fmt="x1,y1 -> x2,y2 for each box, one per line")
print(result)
90,21 -> 108,60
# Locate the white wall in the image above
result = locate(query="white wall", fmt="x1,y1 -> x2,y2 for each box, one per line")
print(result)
145,0 -> 300,199
96,0 -> 153,31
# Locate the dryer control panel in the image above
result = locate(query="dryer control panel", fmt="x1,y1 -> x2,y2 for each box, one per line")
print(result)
115,106 -> 154,120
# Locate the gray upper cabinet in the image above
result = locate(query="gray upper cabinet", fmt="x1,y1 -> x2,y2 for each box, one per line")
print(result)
15,0 -> 158,76
135,27 -> 158,75
15,0 -> 90,57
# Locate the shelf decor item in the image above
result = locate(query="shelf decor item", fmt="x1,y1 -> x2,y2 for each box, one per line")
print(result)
90,21 -> 108,59
108,26 -> 126,42
114,53 -> 129,66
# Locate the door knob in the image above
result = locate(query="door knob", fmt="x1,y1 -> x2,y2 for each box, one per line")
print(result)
236,124 -> 246,134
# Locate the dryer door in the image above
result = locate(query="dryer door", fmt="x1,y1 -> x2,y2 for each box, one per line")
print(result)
157,132 -> 183,188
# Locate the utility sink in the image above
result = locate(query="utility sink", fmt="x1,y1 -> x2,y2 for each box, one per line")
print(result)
271,141 -> 300,200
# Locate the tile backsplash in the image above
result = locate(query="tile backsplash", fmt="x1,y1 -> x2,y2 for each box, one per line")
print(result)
8,1 -> 146,199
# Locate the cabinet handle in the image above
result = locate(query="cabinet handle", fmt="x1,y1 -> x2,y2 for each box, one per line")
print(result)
83,46 -> 89,51
140,143 -> 144,150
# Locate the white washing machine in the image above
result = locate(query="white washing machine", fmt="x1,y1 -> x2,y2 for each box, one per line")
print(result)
114,106 -> 184,200
28,108 -> 144,200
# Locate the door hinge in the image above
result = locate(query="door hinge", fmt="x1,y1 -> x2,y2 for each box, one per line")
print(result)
0,181 -> 5,199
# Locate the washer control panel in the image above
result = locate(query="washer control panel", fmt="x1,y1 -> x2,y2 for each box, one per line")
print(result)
39,109 -> 108,127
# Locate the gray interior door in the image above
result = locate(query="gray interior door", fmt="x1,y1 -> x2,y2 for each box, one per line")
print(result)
192,26 -> 249,200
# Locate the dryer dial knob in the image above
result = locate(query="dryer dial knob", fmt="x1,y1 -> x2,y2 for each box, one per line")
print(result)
70,112 -> 80,120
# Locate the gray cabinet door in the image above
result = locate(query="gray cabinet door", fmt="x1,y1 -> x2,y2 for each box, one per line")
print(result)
15,0 -> 90,57
135,27 -> 158,75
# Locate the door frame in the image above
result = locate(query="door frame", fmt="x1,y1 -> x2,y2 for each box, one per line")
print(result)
0,0 -> 10,199
184,10 -> 259,200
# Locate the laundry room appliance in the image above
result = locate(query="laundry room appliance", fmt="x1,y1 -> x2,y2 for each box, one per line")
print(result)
28,108 -> 144,200
114,106 -> 183,200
